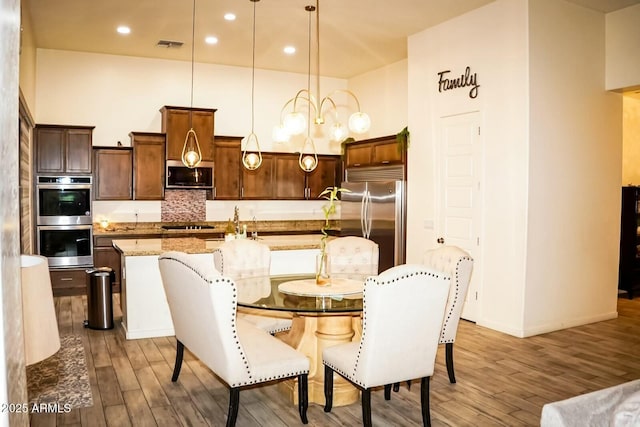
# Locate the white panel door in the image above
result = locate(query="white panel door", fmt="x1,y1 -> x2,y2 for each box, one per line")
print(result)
437,111 -> 482,321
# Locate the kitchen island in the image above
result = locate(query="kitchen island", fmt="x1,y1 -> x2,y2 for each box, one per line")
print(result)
113,235 -> 327,339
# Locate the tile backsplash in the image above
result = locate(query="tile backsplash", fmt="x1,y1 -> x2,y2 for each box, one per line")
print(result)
161,190 -> 207,222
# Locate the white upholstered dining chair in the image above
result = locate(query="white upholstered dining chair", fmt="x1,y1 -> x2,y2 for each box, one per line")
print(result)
213,238 -> 292,334
423,245 -> 473,383
325,236 -> 379,279
322,264 -> 451,427
158,251 -> 310,427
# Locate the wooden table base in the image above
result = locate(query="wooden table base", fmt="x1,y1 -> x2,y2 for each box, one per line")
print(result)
278,313 -> 362,406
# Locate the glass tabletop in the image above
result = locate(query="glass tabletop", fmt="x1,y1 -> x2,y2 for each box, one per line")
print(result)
235,274 -> 364,313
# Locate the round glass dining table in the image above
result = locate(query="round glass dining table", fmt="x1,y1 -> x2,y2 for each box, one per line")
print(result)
235,274 -> 365,407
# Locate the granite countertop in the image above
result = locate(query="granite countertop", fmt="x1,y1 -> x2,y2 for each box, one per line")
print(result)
94,220 -> 339,237
113,234 -> 331,256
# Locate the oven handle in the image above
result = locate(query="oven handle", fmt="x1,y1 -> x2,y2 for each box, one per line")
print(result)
37,225 -> 94,231
36,184 -> 93,190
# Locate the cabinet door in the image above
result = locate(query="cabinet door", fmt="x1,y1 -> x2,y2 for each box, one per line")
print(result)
36,127 -> 65,173
93,245 -> 121,293
274,155 -> 306,199
49,269 -> 87,297
213,136 -> 241,199
306,156 -> 339,199
66,128 -> 93,173
94,148 -> 132,200
372,139 -> 403,165
191,110 -> 215,161
161,107 -> 215,162
345,144 -> 372,168
131,133 -> 165,200
241,154 -> 274,199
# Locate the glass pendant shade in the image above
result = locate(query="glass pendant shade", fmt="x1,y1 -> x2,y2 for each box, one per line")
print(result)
299,153 -> 318,172
272,124 -> 291,143
298,136 -> 318,172
242,132 -> 263,170
329,122 -> 349,142
284,111 -> 307,135
348,111 -> 371,134
182,128 -> 202,168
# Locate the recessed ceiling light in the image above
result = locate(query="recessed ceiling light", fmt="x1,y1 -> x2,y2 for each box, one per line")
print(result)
284,46 -> 296,55
205,36 -> 218,45
224,13 -> 236,21
117,26 -> 131,35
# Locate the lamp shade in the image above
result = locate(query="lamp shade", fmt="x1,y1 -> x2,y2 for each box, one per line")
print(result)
21,255 -> 61,365
348,111 -> 371,134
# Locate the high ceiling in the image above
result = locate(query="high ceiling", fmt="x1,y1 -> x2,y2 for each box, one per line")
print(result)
23,0 -> 640,79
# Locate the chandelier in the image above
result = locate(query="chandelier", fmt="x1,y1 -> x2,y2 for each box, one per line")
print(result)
274,0 -> 370,172
182,0 -> 203,168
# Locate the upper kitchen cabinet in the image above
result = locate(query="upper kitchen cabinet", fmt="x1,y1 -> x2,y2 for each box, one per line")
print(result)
344,135 -> 405,168
272,154 -> 339,199
306,156 -> 340,199
241,153 -> 275,199
130,132 -> 166,200
274,155 -> 307,199
93,147 -> 132,200
160,106 -> 216,162
213,136 -> 241,199
35,124 -> 94,174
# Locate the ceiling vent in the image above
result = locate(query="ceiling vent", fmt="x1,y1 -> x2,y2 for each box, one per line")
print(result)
157,40 -> 184,48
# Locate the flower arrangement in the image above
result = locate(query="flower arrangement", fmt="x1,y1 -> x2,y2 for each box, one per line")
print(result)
316,186 -> 350,284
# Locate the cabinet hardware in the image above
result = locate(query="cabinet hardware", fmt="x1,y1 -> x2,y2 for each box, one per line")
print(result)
60,277 -> 73,281
381,160 -> 390,164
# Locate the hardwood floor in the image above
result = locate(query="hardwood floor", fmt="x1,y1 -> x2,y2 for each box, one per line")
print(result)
30,295 -> 640,426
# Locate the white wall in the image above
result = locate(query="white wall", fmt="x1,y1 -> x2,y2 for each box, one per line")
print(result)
408,0 -> 530,335
605,4 -> 640,91
408,0 -> 622,337
525,0 -> 621,335
348,59 -> 408,138
35,49 -> 350,155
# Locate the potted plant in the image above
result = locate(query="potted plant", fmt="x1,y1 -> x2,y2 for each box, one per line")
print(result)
316,186 -> 350,285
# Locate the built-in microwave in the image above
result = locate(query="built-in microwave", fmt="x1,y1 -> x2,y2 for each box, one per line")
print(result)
166,160 -> 214,189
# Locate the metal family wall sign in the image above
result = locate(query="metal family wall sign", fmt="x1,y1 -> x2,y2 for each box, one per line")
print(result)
437,66 -> 480,99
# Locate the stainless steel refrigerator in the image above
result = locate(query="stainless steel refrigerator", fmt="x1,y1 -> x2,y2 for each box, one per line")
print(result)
340,165 -> 406,273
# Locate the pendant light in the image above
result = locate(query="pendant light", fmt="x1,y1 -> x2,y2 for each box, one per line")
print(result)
182,0 -> 203,168
242,0 -> 263,170
297,4 -> 319,172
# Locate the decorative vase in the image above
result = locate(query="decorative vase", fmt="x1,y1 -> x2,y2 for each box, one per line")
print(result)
316,252 -> 330,286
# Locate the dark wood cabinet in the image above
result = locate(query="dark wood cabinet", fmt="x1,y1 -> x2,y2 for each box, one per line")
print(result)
307,156 -> 340,199
241,154 -> 275,199
50,268 -> 88,297
213,136 -> 242,199
93,147 -> 132,200
35,124 -> 94,174
93,236 -> 125,294
160,106 -> 216,162
273,154 -> 340,200
274,155 -> 307,199
344,135 -> 405,168
619,186 -> 640,299
130,132 -> 166,200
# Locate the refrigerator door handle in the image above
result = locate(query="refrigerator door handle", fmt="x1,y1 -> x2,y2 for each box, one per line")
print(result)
360,192 -> 367,237
363,190 -> 372,239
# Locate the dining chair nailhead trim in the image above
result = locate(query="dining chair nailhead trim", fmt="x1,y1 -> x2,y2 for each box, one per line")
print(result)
346,270 -> 450,383
439,256 -> 472,343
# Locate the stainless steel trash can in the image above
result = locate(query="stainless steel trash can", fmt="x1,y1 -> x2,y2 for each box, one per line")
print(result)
84,267 -> 115,330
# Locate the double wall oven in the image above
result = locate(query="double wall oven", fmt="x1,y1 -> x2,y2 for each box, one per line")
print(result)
36,176 -> 93,267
